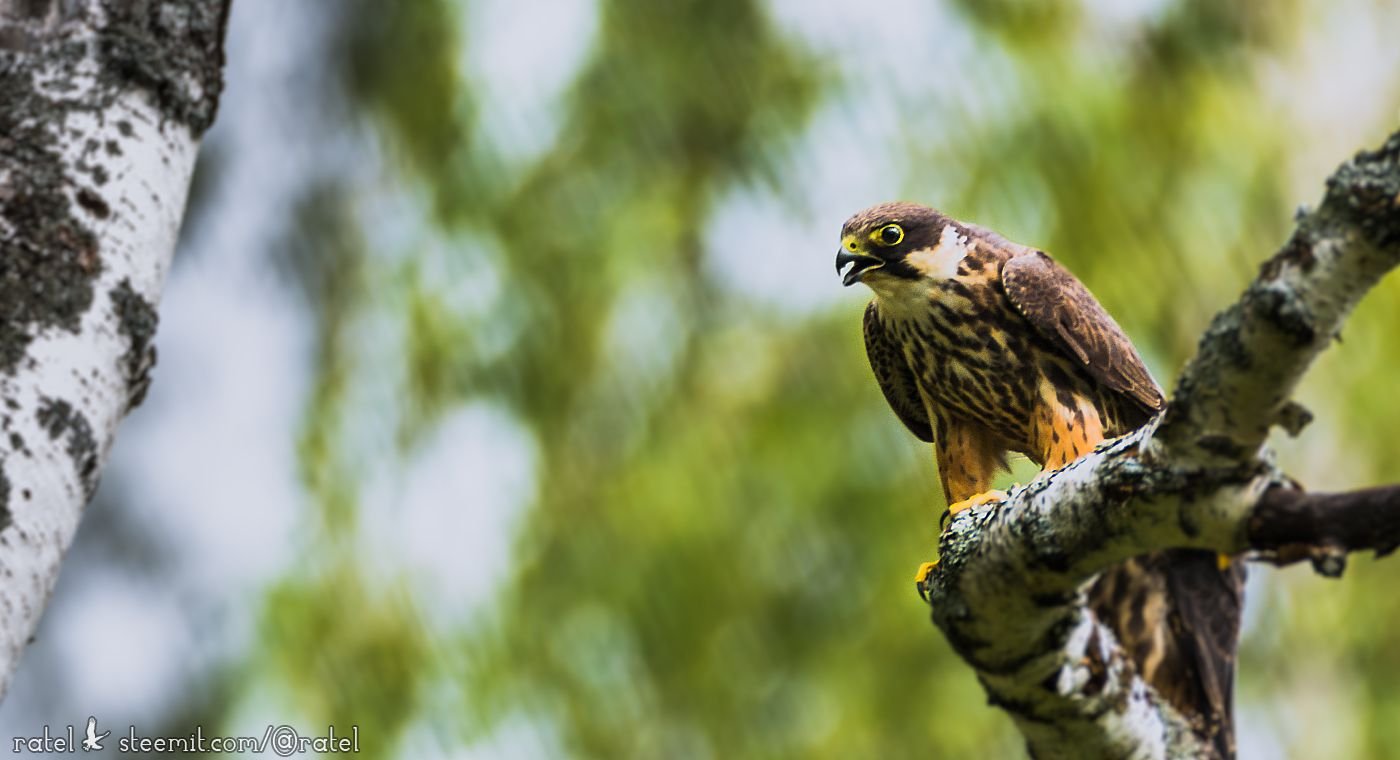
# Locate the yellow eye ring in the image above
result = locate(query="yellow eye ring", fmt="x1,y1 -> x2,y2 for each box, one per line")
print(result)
873,224 -> 903,247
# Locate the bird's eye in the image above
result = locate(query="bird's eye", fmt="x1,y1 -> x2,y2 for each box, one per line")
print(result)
877,224 -> 904,246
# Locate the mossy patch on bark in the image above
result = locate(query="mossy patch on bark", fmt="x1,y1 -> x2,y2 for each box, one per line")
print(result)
0,59 -> 102,374
110,278 -> 158,412
35,396 -> 98,499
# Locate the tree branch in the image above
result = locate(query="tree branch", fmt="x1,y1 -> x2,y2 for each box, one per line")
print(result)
924,129 -> 1400,759
1248,483 -> 1400,574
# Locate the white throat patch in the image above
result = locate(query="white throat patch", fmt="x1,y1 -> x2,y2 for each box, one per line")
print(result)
904,224 -> 968,280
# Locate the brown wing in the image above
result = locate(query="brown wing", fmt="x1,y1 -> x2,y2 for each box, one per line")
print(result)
1091,551 -> 1245,759
1001,251 -> 1164,415
1159,550 -> 1246,759
863,302 -> 932,442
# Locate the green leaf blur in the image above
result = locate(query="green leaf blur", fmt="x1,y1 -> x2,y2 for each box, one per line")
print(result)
258,1 -> 1400,757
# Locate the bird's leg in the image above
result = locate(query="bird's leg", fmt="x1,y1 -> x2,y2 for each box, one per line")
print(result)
919,427 -> 1009,600
936,432 -> 1009,521
914,493 -> 1008,601
915,561 -> 939,602
940,445 -> 1008,523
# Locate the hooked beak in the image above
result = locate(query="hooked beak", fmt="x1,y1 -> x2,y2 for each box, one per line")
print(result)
836,249 -> 883,287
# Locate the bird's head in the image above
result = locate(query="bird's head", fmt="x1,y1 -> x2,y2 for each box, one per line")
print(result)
836,202 -> 953,288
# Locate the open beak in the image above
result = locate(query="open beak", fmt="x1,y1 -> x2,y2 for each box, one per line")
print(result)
836,249 -> 883,287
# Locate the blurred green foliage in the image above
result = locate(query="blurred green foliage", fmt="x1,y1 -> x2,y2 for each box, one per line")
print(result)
251,0 -> 1400,757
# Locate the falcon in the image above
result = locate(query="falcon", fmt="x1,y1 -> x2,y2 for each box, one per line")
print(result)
837,202 -> 1244,758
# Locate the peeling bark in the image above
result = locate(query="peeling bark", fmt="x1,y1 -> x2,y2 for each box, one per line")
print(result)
0,0 -> 229,694
924,130 -> 1400,758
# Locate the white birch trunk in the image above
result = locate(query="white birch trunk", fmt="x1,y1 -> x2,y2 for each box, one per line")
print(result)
0,0 -> 228,695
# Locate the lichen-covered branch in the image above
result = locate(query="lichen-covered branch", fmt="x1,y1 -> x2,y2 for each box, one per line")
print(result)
0,0 -> 229,695
924,129 -> 1400,759
1159,131 -> 1400,462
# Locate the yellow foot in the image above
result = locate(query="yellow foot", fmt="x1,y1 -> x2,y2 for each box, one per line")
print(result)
947,489 -> 1008,515
1217,553 -> 1233,571
915,561 -> 938,603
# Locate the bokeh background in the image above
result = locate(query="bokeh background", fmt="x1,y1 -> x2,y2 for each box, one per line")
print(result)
2,0 -> 1400,757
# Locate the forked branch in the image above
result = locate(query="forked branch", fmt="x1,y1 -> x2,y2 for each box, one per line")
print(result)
924,129 -> 1400,760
